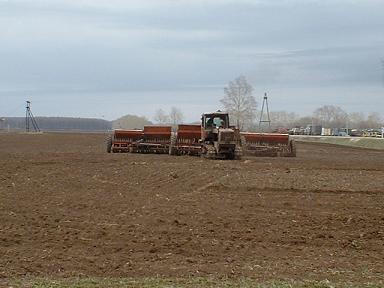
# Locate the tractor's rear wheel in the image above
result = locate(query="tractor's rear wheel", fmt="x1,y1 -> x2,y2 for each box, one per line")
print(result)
106,135 -> 112,153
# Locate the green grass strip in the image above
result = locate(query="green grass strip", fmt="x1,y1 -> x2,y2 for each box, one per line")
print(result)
3,277 -> 383,288
296,136 -> 384,150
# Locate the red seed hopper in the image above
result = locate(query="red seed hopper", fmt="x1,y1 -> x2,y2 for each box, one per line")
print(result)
240,132 -> 296,157
169,124 -> 202,156
132,126 -> 172,154
110,129 -> 143,153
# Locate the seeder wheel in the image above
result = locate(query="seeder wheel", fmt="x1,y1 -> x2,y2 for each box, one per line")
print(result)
169,134 -> 177,155
289,140 -> 297,157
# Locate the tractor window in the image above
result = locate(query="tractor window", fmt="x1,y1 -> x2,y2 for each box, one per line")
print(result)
213,117 -> 224,127
205,115 -> 228,128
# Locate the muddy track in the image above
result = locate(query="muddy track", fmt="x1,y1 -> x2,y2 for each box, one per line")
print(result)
0,133 -> 383,283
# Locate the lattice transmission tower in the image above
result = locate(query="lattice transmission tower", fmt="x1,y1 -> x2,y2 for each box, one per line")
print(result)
259,93 -> 271,132
25,101 -> 40,132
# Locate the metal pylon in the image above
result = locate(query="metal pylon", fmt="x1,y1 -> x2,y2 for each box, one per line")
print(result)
259,93 -> 271,132
25,101 -> 40,132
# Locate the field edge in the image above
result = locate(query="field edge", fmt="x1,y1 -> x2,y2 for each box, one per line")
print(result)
2,277 -> 383,288
293,135 -> 384,150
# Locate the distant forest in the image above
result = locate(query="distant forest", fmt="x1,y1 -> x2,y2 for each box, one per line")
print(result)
0,117 -> 112,132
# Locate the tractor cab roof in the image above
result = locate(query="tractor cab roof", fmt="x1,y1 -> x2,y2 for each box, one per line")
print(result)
202,110 -> 229,117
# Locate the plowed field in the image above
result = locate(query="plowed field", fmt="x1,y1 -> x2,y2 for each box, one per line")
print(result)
0,133 -> 383,284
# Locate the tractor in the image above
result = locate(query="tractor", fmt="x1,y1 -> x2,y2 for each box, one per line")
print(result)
199,111 -> 242,159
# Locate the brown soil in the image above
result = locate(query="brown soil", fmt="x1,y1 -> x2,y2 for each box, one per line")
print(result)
0,132 -> 383,283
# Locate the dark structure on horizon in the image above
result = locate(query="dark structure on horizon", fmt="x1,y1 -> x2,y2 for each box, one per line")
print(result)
25,101 -> 40,132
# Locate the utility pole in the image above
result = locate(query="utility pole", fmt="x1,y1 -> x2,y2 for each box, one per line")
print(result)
381,59 -> 384,138
259,92 -> 271,132
25,101 -> 40,132
346,115 -> 349,136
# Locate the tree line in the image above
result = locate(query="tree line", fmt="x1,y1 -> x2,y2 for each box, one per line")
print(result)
150,75 -> 383,131
219,76 -> 383,130
252,108 -> 383,131
0,117 -> 112,132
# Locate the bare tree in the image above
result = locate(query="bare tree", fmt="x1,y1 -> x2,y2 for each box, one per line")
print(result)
154,109 -> 170,124
365,112 -> 383,128
169,106 -> 184,127
112,114 -> 152,129
293,116 -> 314,128
269,111 -> 299,129
313,105 -> 348,128
348,112 -> 365,129
221,75 -> 257,130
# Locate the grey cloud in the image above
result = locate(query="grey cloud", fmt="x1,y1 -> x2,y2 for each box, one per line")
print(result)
0,0 -> 383,119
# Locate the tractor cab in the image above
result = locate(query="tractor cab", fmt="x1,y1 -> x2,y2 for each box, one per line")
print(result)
200,111 -> 241,159
201,111 -> 230,143
202,112 -> 230,130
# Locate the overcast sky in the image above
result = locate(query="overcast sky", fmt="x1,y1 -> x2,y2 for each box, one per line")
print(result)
0,0 -> 383,122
